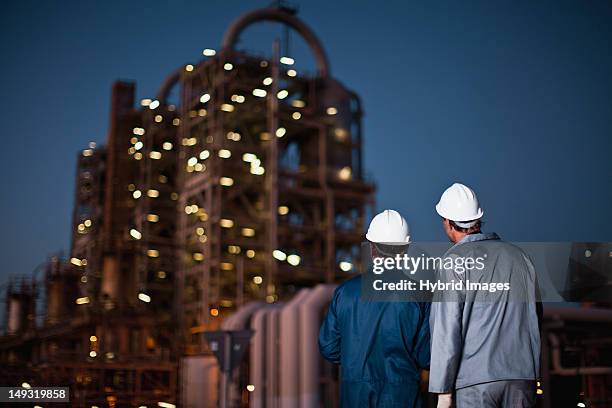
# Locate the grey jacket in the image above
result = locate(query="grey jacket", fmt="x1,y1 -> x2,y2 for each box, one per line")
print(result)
428,233 -> 541,393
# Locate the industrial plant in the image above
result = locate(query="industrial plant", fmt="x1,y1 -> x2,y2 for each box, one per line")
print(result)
1,5 -> 611,408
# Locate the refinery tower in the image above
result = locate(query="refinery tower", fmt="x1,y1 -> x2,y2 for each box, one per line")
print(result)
0,6 -> 375,407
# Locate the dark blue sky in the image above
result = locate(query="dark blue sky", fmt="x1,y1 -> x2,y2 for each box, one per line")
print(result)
1,0 -> 611,283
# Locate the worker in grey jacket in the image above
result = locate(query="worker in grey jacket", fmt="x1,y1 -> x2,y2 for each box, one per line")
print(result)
429,183 -> 541,408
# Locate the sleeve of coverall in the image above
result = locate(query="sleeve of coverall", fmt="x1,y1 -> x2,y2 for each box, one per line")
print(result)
415,302 -> 431,369
428,266 -> 465,393
318,286 -> 342,364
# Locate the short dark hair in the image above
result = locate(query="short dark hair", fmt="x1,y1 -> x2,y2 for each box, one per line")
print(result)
372,243 -> 408,257
448,219 -> 482,233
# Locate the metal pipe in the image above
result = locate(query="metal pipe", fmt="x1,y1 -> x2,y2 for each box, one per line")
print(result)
279,289 -> 312,408
299,284 -> 336,408
548,333 -> 612,376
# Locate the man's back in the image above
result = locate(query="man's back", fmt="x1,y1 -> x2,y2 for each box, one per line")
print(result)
319,275 -> 430,407
429,234 -> 541,393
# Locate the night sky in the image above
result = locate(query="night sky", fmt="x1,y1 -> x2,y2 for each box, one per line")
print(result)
1,0 -> 611,284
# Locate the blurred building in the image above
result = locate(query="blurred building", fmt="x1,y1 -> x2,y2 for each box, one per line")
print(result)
0,5 -> 374,407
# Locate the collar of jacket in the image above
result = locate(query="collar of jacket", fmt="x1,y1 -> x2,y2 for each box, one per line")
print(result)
454,232 -> 500,247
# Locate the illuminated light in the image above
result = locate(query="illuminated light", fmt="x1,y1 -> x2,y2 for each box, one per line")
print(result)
263,77 -> 273,85
147,189 -> 159,198
210,308 -> 219,317
266,295 -> 276,303
198,108 -> 207,117
133,127 -> 145,135
259,132 -> 271,141
276,127 -> 286,138
141,99 -> 152,106
292,112 -> 301,120
130,229 -> 142,240
172,118 -> 180,126
196,227 -> 205,236
292,99 -> 305,108
287,69 -> 297,77
189,110 -> 197,118
84,219 -> 92,227
89,351 -> 97,358
339,261 -> 353,272
326,106 -> 338,115
171,192 -> 178,200
287,254 -> 301,266
198,150 -> 210,160
198,235 -> 208,243
278,206 -> 289,215
335,128 -> 349,141
187,157 -> 198,167
253,276 -> 263,285
105,352 -> 115,359
203,48 -> 216,56
147,249 -> 159,258
577,403 -> 584,407
22,382 -> 31,389
536,389 -> 544,395
220,177 -> 234,186
224,62 -> 233,71
138,293 -> 151,303
220,262 -> 233,271
251,166 -> 265,175
81,259 -> 88,266
246,384 -> 255,392
585,250 -> 592,258
90,335 -> 97,342
228,245 -> 241,254
157,271 -> 166,279
78,223 -> 85,232
231,94 -> 245,103
277,89 -> 289,99
80,275 -> 87,283
200,93 -> 210,103
158,402 -> 176,408
82,149 -> 93,157
134,141 -> 143,150
185,64 -> 194,72
134,152 -> 142,160
218,149 -> 231,158
246,249 -> 256,258
273,250 -> 287,261
221,104 -> 234,112
193,252 -> 204,261
155,115 -> 163,123
149,100 -> 160,109
252,88 -> 267,97
195,163 -> 205,172
130,136 -> 138,144
133,190 -> 142,199
242,153 -> 257,162
70,257 -> 83,266
242,227 -> 255,237
185,204 -> 198,214
260,60 -> 269,67
338,166 -> 352,181
146,214 -> 159,223
227,131 -> 241,141
280,56 -> 295,65
150,151 -> 162,160
88,141 -> 96,148
163,142 -> 173,150
183,137 -> 197,146
76,296 -> 90,305
220,219 -> 234,228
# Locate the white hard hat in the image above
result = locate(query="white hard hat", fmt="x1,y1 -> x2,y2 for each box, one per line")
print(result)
366,209 -> 410,245
435,183 -> 484,227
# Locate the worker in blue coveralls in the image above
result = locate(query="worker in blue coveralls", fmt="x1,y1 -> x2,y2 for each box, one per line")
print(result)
319,209 -> 431,408
429,183 -> 541,408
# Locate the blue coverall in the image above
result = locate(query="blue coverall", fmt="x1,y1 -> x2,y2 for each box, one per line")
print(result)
319,275 -> 431,408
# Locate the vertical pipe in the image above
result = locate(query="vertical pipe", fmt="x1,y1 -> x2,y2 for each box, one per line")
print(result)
266,40 -> 280,299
